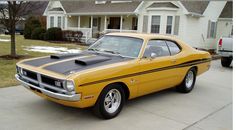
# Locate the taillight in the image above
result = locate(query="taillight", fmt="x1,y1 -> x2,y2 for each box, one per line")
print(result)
219,39 -> 222,47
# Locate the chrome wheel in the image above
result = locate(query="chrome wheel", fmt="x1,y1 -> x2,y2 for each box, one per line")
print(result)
104,89 -> 121,114
185,71 -> 194,89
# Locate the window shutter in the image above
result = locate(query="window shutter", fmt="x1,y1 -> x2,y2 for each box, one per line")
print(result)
174,16 -> 180,35
62,16 -> 65,29
207,20 -> 211,38
214,22 -> 217,38
142,15 -> 148,33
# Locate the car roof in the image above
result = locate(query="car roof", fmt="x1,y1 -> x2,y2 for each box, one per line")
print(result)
106,32 -> 179,41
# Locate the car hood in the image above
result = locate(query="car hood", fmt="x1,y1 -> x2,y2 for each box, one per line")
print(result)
20,51 -> 132,75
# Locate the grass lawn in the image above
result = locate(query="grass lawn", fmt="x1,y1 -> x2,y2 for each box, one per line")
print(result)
0,35 -> 87,88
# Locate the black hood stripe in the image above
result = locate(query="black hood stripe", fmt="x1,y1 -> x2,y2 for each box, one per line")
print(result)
79,58 -> 211,86
23,53 -> 87,67
43,54 -> 132,75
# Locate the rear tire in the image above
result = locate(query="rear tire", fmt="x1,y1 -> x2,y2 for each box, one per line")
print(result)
176,68 -> 197,93
93,84 -> 125,119
221,57 -> 232,67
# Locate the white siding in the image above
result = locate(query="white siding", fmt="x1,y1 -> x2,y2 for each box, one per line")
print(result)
176,1 -> 227,49
45,1 -> 66,29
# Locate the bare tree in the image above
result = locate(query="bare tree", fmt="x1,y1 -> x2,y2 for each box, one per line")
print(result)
0,1 -> 43,57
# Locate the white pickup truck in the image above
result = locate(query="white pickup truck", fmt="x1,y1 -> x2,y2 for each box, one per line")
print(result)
217,37 -> 233,67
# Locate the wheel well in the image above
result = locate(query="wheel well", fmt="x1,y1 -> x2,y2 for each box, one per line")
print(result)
192,66 -> 198,74
106,82 -> 130,100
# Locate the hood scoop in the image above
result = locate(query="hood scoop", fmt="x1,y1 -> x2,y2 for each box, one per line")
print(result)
75,56 -> 111,66
50,53 -> 82,59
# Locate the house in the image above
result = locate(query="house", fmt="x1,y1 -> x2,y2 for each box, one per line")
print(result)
43,1 -> 232,50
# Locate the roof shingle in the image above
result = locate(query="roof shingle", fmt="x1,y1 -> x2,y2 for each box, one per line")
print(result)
219,1 -> 232,18
60,1 -> 141,14
181,1 -> 209,15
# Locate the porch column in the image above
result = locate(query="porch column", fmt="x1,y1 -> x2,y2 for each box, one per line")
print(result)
90,16 -> 93,38
120,15 -> 123,32
78,16 -> 80,29
104,16 -> 107,32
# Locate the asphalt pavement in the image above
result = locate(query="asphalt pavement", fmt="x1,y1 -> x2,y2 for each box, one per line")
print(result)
0,60 -> 232,130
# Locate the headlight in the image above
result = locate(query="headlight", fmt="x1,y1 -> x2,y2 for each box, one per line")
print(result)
65,80 -> 75,92
16,66 -> 19,74
18,67 -> 23,75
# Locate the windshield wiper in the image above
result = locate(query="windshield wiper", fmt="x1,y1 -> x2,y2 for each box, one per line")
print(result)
88,48 -> 100,51
102,50 -> 125,58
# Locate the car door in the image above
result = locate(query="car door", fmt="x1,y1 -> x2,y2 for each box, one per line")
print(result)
165,40 -> 185,85
137,39 -> 179,96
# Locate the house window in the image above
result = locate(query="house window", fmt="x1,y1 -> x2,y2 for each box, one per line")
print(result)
151,16 -> 161,33
57,16 -> 61,28
166,16 -> 173,34
207,20 -> 217,38
50,16 -> 54,28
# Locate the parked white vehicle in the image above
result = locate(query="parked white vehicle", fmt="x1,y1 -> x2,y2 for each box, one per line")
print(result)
217,36 -> 233,67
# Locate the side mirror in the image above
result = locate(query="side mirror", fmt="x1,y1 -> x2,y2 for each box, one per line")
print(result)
150,52 -> 157,59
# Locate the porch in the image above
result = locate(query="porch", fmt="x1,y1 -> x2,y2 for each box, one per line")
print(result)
66,15 -> 138,42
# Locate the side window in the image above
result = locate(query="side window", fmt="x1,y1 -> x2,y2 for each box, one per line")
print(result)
166,41 -> 181,55
143,40 -> 170,58
50,16 -> 54,28
151,16 -> 161,33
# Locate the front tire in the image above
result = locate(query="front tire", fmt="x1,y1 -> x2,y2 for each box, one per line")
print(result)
93,84 -> 125,119
176,68 -> 197,93
221,57 -> 232,67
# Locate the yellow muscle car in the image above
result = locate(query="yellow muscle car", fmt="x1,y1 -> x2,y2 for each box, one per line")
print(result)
16,33 -> 211,119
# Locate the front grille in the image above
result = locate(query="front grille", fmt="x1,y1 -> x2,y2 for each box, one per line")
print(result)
41,75 -> 64,89
22,69 -> 37,80
17,67 -> 67,94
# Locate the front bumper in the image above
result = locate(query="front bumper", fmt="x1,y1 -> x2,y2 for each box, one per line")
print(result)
15,74 -> 81,101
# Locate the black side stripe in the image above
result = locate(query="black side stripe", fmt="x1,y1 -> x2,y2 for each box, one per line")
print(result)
79,58 -> 211,86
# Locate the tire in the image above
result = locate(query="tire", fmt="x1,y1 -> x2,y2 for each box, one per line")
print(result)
221,57 -> 232,67
176,68 -> 197,93
93,84 -> 125,119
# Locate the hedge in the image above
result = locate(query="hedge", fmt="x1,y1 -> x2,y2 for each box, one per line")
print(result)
24,17 -> 41,39
31,27 -> 46,40
44,27 -> 63,41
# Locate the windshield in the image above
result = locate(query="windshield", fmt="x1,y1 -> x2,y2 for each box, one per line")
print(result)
88,35 -> 143,58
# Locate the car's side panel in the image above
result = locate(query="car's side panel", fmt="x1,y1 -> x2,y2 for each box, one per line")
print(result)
136,56 -> 179,96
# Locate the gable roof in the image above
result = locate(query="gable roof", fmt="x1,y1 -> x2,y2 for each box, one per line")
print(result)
148,2 -> 179,9
60,1 -> 141,14
22,1 -> 48,16
49,7 -> 64,12
219,1 -> 232,18
181,1 -> 209,15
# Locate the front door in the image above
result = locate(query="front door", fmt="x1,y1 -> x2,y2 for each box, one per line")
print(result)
92,17 -> 101,38
137,40 -> 178,96
109,17 -> 120,29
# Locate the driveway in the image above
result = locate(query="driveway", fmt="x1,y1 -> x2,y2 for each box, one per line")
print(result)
0,60 -> 232,130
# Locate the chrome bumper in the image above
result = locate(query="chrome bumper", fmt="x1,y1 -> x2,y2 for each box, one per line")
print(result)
218,51 -> 233,57
15,74 -> 81,101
